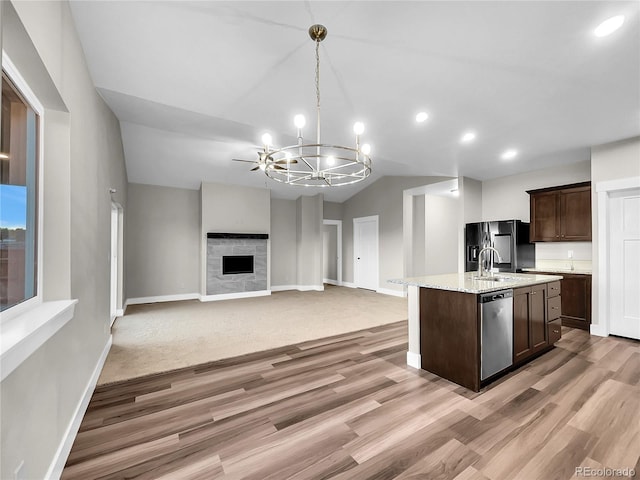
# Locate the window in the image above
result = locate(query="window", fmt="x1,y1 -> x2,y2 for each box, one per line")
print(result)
0,70 -> 40,312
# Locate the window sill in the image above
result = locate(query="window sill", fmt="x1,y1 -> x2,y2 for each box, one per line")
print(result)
0,299 -> 78,382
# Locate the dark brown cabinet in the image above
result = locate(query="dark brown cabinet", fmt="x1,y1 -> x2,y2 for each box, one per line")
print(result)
533,272 -> 591,330
513,284 -> 549,364
560,274 -> 591,330
419,280 -> 561,391
528,182 -> 592,242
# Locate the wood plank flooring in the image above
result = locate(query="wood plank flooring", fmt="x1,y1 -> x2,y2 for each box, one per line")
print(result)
62,322 -> 640,480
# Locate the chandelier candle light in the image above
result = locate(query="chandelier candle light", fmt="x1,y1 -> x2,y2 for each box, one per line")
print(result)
258,24 -> 372,187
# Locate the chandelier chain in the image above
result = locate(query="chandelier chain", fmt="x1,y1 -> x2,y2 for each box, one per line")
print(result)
315,40 -> 321,111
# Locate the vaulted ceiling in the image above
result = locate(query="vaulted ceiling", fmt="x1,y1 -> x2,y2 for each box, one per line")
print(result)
69,1 -> 640,202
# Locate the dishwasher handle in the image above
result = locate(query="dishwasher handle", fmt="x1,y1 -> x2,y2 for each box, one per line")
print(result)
479,290 -> 513,303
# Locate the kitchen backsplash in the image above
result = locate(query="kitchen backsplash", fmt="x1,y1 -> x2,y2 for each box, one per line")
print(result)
534,242 -> 592,272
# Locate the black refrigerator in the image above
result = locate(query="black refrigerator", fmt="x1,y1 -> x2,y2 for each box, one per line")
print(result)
465,220 -> 535,273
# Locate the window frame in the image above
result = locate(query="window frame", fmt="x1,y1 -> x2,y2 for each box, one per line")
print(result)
0,52 -> 45,323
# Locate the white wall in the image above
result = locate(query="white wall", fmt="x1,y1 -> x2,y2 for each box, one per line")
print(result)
481,160 -> 591,222
296,194 -> 323,288
591,136 -> 640,328
125,184 -> 200,299
482,160 -> 593,264
323,224 -> 338,281
461,176 -> 482,224
342,176 -> 449,292
270,198 -> 297,287
1,2 -> 128,478
200,182 -> 270,294
411,195 -> 426,277
425,195 -> 459,275
323,201 -> 343,221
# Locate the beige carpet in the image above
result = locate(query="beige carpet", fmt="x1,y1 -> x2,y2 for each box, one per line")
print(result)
97,285 -> 408,385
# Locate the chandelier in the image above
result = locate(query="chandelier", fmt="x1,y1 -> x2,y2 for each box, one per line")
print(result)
257,24 -> 372,187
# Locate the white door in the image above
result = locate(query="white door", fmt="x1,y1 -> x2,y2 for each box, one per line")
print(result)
609,188 -> 640,339
354,216 -> 379,291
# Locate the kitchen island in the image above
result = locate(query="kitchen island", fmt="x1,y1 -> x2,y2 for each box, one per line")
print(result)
389,272 -> 563,391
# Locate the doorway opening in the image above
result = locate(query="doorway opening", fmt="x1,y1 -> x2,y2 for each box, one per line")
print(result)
110,202 -> 124,326
323,219 -> 342,286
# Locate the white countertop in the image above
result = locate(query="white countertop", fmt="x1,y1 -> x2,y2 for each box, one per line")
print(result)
523,267 -> 592,275
388,272 -> 563,294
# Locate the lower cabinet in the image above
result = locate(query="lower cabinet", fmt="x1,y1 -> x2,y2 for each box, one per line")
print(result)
559,274 -> 591,330
548,319 -> 562,344
513,284 -> 549,364
530,271 -> 591,330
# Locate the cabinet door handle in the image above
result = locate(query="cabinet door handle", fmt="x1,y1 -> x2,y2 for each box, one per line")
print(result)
553,329 -> 560,334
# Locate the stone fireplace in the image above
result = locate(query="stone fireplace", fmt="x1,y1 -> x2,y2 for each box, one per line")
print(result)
206,233 -> 268,295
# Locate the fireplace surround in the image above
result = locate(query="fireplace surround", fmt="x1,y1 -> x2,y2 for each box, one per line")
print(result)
206,233 -> 268,295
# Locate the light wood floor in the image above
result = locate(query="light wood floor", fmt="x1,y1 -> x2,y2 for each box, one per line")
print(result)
63,322 -> 640,479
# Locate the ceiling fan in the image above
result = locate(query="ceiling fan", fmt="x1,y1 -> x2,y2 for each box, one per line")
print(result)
232,152 -> 298,172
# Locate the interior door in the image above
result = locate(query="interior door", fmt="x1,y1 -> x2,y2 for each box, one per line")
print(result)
609,189 -> 640,339
354,216 -> 378,291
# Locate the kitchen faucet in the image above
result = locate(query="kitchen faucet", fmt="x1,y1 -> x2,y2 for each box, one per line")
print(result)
477,247 -> 502,277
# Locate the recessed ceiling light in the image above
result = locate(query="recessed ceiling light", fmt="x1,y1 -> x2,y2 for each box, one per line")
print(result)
461,131 -> 476,143
501,149 -> 518,160
416,112 -> 429,123
594,15 -> 625,37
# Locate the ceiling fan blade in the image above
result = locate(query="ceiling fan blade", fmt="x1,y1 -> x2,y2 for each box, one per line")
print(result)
232,158 -> 257,163
272,165 -> 287,170
274,159 -> 298,165
250,166 -> 261,171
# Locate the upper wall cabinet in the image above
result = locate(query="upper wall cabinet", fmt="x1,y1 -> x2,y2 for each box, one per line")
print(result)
527,182 -> 592,242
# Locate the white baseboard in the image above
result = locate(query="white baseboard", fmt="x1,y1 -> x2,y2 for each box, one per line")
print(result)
125,293 -> 200,307
376,287 -> 407,298
270,285 -> 324,292
590,324 -> 608,337
406,351 -> 421,369
342,282 -> 356,288
323,278 -> 340,286
115,308 -> 124,317
270,285 -> 299,292
46,335 -> 112,479
297,285 -> 325,292
199,290 -> 271,302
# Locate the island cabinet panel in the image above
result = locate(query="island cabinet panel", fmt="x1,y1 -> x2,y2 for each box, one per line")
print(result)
513,288 -> 532,364
513,284 -> 548,364
528,182 -> 592,242
420,288 -> 480,392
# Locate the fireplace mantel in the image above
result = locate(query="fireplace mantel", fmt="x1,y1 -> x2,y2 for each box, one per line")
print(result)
207,233 -> 269,240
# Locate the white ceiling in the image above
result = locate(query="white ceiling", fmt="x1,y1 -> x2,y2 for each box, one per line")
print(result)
68,1 -> 640,202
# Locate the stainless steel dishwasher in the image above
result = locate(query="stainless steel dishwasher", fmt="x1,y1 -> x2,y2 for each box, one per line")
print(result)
479,290 -> 513,381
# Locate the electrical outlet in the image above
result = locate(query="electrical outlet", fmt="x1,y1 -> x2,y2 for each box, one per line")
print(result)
14,460 -> 24,480
568,250 -> 574,259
